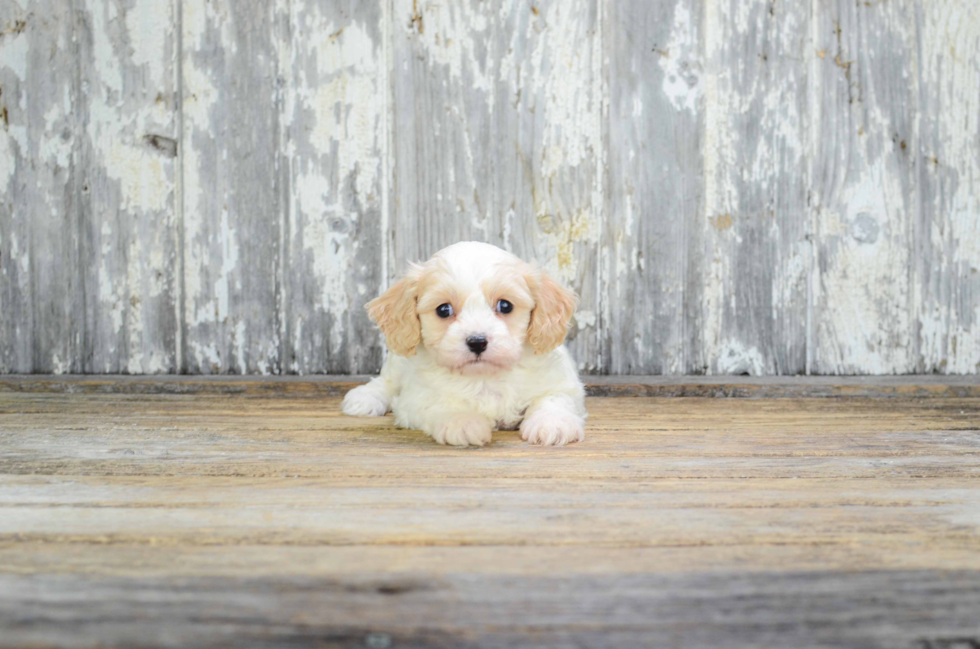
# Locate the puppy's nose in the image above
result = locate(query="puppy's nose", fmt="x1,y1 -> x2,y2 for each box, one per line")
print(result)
466,335 -> 488,355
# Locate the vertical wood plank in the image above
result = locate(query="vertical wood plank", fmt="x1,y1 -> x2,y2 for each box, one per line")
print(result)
810,0 -> 918,374
390,0 -> 602,371
701,0 -> 810,375
181,0 -> 282,374
915,0 -> 980,374
602,0 -> 704,374
283,0 -> 386,375
76,0 -> 179,373
0,2 -> 78,373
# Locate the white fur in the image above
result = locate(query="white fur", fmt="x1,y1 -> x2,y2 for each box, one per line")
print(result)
342,242 -> 587,447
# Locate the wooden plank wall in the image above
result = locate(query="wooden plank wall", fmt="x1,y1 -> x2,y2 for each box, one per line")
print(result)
1,0 -> 978,375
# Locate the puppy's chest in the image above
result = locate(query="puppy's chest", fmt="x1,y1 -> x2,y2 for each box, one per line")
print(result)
472,382 -> 505,407
466,381 -> 525,420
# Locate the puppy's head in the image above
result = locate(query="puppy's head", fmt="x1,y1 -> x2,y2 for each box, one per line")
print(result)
367,242 -> 576,375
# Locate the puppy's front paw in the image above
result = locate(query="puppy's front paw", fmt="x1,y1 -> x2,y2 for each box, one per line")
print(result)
521,409 -> 585,446
430,414 -> 493,447
341,385 -> 388,417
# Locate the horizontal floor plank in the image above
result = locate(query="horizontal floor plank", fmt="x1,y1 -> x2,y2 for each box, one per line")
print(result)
1,374 -> 978,398
2,396 -> 977,481
1,475 -> 978,548
5,543 -> 980,577
2,571 -> 979,649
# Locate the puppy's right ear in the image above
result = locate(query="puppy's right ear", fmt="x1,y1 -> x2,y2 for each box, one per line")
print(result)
366,266 -> 422,356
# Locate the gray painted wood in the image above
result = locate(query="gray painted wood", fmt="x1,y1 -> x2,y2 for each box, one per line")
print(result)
702,0 -> 810,375
76,0 -> 179,373
603,0 -> 704,374
810,0 -> 919,374
390,0 -> 602,371
283,0 -> 386,375
0,3 -> 79,374
1,0 -> 979,376
915,1 -> 980,374
181,0 -> 282,374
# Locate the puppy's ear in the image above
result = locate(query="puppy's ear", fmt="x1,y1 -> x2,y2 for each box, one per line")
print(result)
366,266 -> 422,357
527,268 -> 577,354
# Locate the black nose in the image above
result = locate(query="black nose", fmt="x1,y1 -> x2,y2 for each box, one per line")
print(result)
466,335 -> 488,355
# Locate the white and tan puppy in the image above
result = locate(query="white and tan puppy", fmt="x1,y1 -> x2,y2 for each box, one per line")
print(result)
342,241 -> 586,447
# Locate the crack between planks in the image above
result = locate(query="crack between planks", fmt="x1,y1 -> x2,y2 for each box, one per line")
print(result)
174,0 -> 186,375
378,0 -> 394,373
593,0 -> 606,375
275,0 -> 292,376
805,0 -> 818,376
71,0 -> 88,374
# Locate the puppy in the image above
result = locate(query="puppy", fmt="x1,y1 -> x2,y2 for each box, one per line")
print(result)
342,241 -> 586,447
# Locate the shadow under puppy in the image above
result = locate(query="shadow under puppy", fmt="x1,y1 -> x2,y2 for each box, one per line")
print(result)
342,241 -> 587,447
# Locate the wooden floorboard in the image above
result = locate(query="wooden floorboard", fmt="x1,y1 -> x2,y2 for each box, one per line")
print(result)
2,374 -> 979,398
1,384 -> 979,647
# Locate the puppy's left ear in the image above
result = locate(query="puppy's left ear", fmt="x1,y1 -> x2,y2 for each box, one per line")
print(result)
366,266 -> 422,356
527,268 -> 577,354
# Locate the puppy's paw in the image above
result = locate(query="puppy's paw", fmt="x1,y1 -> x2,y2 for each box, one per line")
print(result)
341,385 -> 388,417
521,409 -> 585,446
430,414 -> 493,447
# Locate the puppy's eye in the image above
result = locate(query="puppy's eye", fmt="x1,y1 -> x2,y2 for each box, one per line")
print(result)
435,303 -> 454,318
495,299 -> 513,314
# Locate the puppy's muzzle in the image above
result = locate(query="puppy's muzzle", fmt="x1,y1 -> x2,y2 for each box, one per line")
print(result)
466,335 -> 488,355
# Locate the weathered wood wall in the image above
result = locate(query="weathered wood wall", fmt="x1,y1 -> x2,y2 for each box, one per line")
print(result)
1,0 -> 978,375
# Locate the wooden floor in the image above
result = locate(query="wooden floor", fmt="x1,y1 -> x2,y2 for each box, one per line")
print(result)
2,378 -> 980,648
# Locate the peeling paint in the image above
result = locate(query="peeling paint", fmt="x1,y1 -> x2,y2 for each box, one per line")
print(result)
81,0 -> 178,373
811,1 -> 918,375
716,340 -> 765,375
39,99 -> 72,168
701,0 -> 728,367
408,1 -> 492,94
658,3 -> 702,114
917,1 -> 980,374
103,142 -> 170,212
3,0 -> 980,377
306,22 -> 381,202
215,206 -> 239,322
0,123 -> 14,191
181,0 -> 260,374
0,20 -> 29,80
575,309 -> 596,331
701,0 -> 810,374
179,56 -> 216,331
531,2 -> 598,178
124,0 -> 169,86
536,209 -> 597,285
290,6 -> 384,366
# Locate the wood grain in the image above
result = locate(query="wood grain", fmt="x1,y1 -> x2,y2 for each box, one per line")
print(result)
1,390 -> 979,646
76,0 -> 180,373
602,0 -> 704,374
1,374 -> 979,398
915,1 -> 980,374
282,0 -> 387,375
2,571 -> 980,648
702,0 -> 810,375
0,2 -> 79,373
181,0 -> 282,373
810,0 -> 918,374
2,0 -> 980,377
